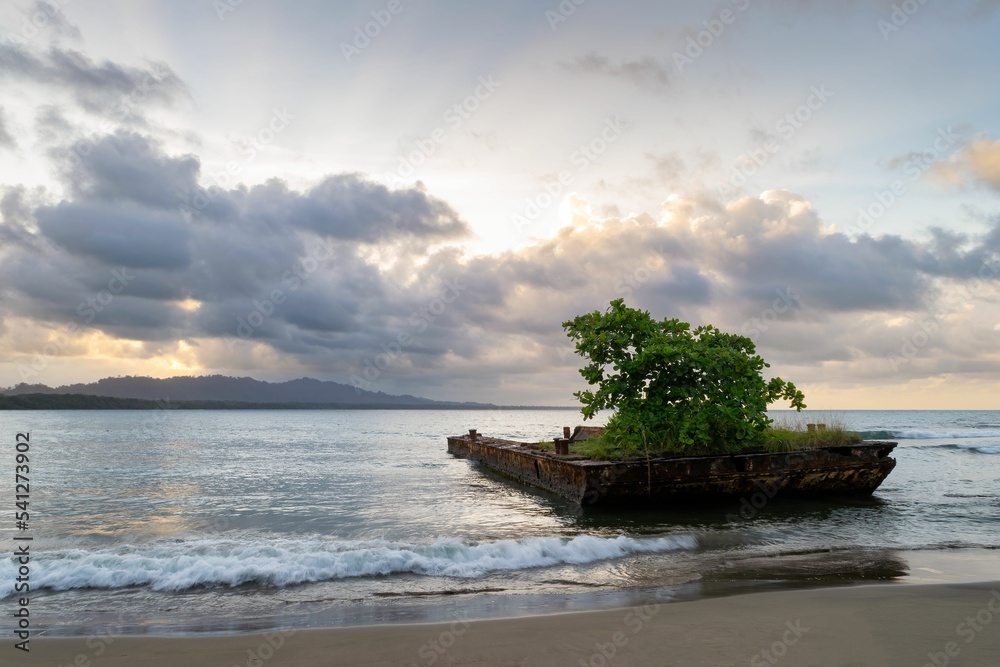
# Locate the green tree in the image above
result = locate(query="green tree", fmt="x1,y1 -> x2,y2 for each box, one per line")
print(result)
563,299 -> 805,456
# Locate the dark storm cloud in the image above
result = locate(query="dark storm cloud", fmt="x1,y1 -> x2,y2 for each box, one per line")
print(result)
0,130 -> 471,357
0,186 -> 42,248
0,42 -> 185,115
725,231 -> 930,312
561,53 -> 670,92
661,265 -> 713,304
279,291 -> 361,335
35,201 -> 194,269
65,132 -> 200,208
0,246 -> 185,342
226,175 -> 470,243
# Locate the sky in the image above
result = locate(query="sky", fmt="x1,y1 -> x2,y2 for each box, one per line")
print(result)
1,0 -> 999,408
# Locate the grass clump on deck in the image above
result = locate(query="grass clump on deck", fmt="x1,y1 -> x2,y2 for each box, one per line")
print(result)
761,425 -> 862,452
566,422 -> 863,461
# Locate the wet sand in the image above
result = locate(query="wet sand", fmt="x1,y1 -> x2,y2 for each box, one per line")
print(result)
19,581 -> 1000,666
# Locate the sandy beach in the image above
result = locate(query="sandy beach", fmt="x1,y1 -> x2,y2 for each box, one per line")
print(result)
19,582 -> 1000,666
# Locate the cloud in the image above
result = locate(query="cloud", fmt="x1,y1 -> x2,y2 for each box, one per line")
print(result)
645,152 -> 686,183
3,144 -> 1000,399
22,1 -> 82,41
767,0 -> 998,18
1,55 -> 997,399
34,104 -> 73,143
64,132 -> 200,208
0,107 -> 15,149
932,136 -> 1000,191
35,201 -> 194,269
0,42 -> 186,117
0,130 -> 471,355
561,53 -> 670,92
971,0 -> 1000,17
0,186 -> 39,247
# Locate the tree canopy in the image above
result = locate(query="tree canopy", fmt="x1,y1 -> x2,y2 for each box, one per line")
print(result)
563,299 -> 805,455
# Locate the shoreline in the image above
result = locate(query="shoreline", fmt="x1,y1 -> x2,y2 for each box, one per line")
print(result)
19,581 -> 1000,666
10,547 -> 1000,640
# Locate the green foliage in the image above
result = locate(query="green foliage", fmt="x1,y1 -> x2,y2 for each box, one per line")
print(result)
0,393 -> 163,410
563,299 -> 805,456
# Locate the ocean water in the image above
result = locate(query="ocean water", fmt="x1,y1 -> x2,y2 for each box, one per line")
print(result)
1,409 -> 998,636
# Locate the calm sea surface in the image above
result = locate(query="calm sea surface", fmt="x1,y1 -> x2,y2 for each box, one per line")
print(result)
1,409 -> 998,635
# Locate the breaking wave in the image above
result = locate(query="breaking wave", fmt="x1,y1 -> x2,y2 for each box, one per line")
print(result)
0,534 -> 696,598
933,443 -> 1000,455
856,429 -> 1000,440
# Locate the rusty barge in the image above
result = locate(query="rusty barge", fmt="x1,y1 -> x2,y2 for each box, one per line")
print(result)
446,428 -> 898,508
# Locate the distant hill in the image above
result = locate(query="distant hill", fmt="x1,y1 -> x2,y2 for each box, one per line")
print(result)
1,375 -> 493,408
0,393 -> 498,410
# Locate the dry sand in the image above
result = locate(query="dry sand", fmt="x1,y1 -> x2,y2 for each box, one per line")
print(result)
19,582 -> 1000,666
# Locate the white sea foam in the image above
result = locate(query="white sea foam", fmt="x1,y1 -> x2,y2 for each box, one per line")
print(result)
944,443 -> 1000,455
858,429 -> 1000,440
0,534 -> 696,599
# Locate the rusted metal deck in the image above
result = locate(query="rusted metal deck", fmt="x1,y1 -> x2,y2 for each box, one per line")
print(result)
446,432 -> 897,507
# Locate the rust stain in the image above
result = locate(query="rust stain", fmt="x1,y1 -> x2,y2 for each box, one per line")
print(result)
447,435 -> 897,508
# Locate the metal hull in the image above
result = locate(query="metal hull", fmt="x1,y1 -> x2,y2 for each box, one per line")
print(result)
446,435 -> 897,507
